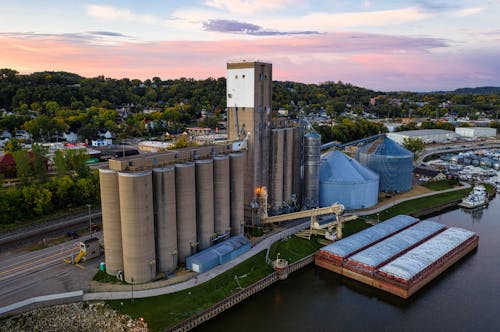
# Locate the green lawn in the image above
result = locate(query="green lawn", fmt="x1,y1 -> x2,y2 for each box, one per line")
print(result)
268,235 -> 324,262
366,188 -> 470,222
107,250 -> 273,331
421,179 -> 459,191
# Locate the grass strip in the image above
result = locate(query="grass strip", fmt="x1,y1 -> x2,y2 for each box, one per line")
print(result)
107,250 -> 273,331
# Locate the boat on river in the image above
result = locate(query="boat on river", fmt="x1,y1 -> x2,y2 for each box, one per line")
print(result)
458,185 -> 488,209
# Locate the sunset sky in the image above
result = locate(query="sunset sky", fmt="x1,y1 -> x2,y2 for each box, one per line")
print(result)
1,0 -> 500,91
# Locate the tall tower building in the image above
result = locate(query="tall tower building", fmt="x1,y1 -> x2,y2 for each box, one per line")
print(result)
226,61 -> 272,221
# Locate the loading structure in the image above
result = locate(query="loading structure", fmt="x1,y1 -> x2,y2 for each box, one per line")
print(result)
315,216 -> 479,298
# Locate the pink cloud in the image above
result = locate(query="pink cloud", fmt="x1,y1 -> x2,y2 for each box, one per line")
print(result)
0,32 -> 498,91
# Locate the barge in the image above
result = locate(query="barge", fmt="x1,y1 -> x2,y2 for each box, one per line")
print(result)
315,216 -> 479,298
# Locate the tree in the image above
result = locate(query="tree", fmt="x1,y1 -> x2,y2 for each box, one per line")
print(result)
31,144 -> 49,180
13,150 -> 32,182
3,138 -> 22,153
402,137 -> 424,158
53,149 -> 68,176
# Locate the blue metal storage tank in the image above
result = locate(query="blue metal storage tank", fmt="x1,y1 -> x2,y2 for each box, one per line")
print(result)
357,136 -> 413,193
319,150 -> 379,210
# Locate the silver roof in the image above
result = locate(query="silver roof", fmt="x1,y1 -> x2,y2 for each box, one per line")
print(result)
378,227 -> 476,281
348,220 -> 445,268
321,215 -> 419,258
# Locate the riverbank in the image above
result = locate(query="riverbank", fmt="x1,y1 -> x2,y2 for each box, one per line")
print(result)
0,181 -> 473,331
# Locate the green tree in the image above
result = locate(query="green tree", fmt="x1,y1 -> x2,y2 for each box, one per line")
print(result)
402,137 -> 424,158
65,148 -> 90,177
12,149 -> 32,182
53,149 -> 68,176
3,138 -> 22,153
31,144 -> 49,180
22,185 -> 52,216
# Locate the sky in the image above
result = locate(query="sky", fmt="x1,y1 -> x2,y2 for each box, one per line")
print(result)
1,0 -> 500,91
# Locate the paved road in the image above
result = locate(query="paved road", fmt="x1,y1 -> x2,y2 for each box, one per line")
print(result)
0,234 -> 101,308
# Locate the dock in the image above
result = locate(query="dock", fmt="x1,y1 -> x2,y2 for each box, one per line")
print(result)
315,215 -> 478,298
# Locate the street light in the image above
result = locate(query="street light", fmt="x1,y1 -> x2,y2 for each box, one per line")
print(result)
87,204 -> 92,239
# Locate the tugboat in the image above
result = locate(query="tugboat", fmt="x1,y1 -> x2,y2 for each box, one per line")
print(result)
459,185 -> 488,209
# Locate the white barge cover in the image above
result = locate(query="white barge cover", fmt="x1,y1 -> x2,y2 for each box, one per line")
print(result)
348,220 -> 445,268
321,215 -> 419,258
378,227 -> 476,281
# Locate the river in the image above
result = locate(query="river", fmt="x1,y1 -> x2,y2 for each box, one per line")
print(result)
195,195 -> 500,332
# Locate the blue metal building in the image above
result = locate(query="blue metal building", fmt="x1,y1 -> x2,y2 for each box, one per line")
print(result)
186,235 -> 251,273
319,150 -> 379,210
357,136 -> 414,193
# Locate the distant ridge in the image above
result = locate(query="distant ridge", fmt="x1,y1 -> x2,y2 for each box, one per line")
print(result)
451,86 -> 500,94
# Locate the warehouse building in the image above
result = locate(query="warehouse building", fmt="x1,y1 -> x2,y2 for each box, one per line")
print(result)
455,127 -> 497,138
387,129 -> 456,144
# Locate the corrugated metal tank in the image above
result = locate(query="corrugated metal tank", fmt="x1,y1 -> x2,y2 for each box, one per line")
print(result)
357,136 -> 414,193
270,129 -> 284,210
303,132 -> 321,208
292,126 -> 301,204
213,155 -> 230,235
99,169 -> 123,276
229,152 -> 245,235
195,159 -> 214,250
118,171 -> 156,284
319,150 -> 379,210
283,128 -> 294,202
152,166 -> 177,274
175,162 -> 197,263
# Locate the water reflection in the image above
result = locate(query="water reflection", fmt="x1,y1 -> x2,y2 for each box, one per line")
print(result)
194,195 -> 500,332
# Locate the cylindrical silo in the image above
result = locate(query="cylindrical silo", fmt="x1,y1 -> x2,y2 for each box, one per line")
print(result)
357,136 -> 414,193
230,152 -> 245,236
213,155 -> 230,236
195,159 -> 214,250
118,171 -> 156,284
303,132 -> 321,209
152,166 -> 177,274
292,126 -> 301,205
175,162 -> 197,263
283,128 -> 294,203
99,169 -> 123,276
319,150 -> 379,210
270,129 -> 284,211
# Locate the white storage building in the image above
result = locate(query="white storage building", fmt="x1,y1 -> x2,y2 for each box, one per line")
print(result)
455,127 -> 497,138
387,129 -> 456,145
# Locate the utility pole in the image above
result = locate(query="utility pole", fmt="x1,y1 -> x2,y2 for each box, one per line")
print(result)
87,204 -> 92,239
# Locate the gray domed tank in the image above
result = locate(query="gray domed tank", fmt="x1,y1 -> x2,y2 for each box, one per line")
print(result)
303,132 -> 321,208
357,136 -> 413,193
319,150 -> 379,210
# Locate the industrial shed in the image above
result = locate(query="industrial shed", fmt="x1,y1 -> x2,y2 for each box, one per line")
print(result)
386,129 -> 456,144
186,235 -> 251,273
319,150 -> 379,210
357,136 -> 414,193
455,127 -> 497,138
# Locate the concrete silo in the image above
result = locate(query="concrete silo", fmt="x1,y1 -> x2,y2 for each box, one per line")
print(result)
319,150 -> 379,210
118,171 -> 156,284
152,166 -> 177,274
99,169 -> 123,276
283,128 -> 294,203
357,136 -> 414,193
229,152 -> 245,235
270,128 -> 284,210
213,155 -> 230,236
195,159 -> 214,250
303,132 -> 321,208
175,162 -> 197,263
291,126 -> 301,204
